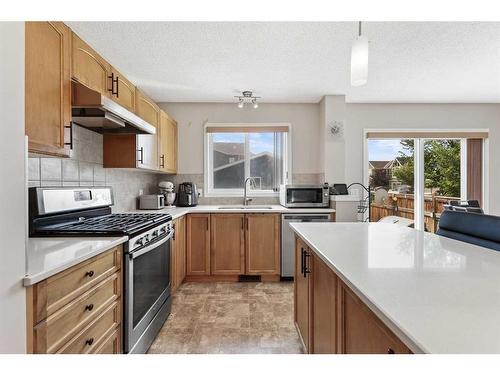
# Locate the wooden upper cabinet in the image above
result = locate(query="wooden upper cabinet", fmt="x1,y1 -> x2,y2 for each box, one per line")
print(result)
159,110 -> 178,173
339,282 -> 410,354
25,22 -> 71,157
312,253 -> 337,354
210,214 -> 245,275
186,214 -> 211,276
72,33 -> 110,96
135,88 -> 160,128
245,214 -> 280,275
295,236 -> 311,353
109,67 -> 136,112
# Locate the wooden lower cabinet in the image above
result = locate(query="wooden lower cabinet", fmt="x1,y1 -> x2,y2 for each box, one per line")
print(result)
312,253 -> 337,354
294,236 -> 312,353
186,213 -> 281,278
26,245 -> 123,354
338,284 -> 410,354
245,214 -> 280,275
294,235 -> 411,354
211,214 -> 245,275
186,214 -> 211,275
171,215 -> 186,292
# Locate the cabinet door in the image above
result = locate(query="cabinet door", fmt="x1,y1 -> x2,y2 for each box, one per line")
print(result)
135,88 -> 160,127
25,22 -> 71,157
171,216 -> 186,292
72,33 -> 110,96
137,133 -> 158,171
110,67 -> 136,112
159,111 -> 178,173
245,214 -> 280,275
211,214 -> 245,275
294,236 -> 311,353
339,282 -> 409,354
186,214 -> 211,275
312,253 -> 337,353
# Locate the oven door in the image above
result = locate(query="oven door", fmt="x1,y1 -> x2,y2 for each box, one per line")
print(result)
286,187 -> 326,207
125,230 -> 172,353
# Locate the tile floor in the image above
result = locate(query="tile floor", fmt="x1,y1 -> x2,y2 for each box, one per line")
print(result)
148,282 -> 304,354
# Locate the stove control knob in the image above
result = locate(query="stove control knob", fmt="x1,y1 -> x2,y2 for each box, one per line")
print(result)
135,238 -> 143,247
151,230 -> 158,238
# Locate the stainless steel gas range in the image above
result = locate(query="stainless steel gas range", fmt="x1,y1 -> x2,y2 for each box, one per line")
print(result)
29,186 -> 173,354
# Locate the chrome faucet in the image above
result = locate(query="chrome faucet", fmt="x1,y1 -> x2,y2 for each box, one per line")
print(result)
243,177 -> 256,206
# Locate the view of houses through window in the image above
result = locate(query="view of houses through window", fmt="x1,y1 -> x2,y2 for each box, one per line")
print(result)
206,128 -> 288,194
368,137 -> 463,232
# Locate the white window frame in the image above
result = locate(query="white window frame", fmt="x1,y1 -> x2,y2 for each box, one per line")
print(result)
363,128 -> 490,229
204,123 -> 292,197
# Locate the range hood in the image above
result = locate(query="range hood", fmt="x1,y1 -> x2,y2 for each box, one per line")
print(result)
71,81 -> 156,135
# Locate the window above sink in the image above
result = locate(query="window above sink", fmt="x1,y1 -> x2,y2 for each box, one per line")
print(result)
204,123 -> 291,197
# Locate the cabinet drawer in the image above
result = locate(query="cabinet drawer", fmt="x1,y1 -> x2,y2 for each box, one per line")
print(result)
34,273 -> 120,353
57,300 -> 121,354
92,328 -> 121,354
33,246 -> 121,323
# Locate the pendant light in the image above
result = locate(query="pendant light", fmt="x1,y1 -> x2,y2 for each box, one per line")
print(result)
351,21 -> 369,87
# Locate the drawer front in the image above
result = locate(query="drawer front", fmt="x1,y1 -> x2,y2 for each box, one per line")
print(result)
34,273 -> 120,353
92,328 -> 121,354
35,246 -> 121,322
57,300 -> 121,354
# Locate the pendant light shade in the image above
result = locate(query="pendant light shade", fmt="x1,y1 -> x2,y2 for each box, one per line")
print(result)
351,23 -> 368,87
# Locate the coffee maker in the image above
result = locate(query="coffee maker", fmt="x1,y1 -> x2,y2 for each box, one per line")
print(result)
176,182 -> 199,207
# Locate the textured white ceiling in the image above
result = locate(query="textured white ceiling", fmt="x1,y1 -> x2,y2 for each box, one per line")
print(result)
67,22 -> 500,103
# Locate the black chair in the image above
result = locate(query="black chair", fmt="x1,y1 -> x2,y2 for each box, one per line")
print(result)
437,210 -> 500,252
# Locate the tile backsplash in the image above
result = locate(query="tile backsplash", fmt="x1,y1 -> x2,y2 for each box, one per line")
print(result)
28,125 -> 158,212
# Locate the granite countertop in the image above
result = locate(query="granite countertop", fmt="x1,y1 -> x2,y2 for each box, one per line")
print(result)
290,222 -> 500,354
24,236 -> 128,286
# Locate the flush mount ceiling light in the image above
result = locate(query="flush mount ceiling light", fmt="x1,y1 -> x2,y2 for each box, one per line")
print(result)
234,91 -> 261,109
351,21 -> 369,87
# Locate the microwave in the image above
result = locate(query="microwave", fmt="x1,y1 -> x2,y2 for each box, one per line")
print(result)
279,184 -> 330,208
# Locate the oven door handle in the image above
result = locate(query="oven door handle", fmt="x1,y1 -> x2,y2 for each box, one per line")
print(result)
130,230 -> 173,259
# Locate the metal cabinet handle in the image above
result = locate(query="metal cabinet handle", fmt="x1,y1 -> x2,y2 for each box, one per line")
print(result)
86,338 -> 94,346
300,247 -> 305,277
304,252 -> 311,275
85,270 -> 94,278
85,304 -> 94,312
64,121 -> 73,149
160,154 -> 165,168
108,72 -> 119,97
137,147 -> 144,164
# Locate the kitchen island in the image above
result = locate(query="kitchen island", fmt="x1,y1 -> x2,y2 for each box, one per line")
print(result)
290,222 -> 500,354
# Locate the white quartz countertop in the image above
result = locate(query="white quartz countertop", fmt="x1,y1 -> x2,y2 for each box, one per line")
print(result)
290,222 -> 500,354
24,236 -> 128,286
134,205 -> 335,220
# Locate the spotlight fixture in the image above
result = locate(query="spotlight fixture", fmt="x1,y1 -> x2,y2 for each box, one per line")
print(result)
234,90 -> 261,109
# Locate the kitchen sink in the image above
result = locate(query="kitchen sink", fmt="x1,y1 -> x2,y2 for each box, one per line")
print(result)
218,205 -> 274,210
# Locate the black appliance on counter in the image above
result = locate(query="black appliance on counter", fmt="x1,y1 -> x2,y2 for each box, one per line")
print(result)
28,186 -> 173,354
176,182 -> 199,207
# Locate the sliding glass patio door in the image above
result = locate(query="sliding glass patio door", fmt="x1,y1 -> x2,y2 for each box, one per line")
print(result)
366,132 -> 486,232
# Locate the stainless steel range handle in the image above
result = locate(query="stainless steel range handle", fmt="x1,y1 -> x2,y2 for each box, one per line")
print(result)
130,230 -> 173,259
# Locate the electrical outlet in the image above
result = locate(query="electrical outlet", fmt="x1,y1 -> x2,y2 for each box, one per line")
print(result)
138,189 -> 144,196
198,188 -> 203,197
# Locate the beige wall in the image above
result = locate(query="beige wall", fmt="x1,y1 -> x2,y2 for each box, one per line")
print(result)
159,102 -> 322,175
0,22 -> 27,353
343,103 -> 500,215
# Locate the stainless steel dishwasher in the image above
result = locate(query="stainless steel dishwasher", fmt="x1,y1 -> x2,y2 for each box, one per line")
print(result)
281,213 -> 331,278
